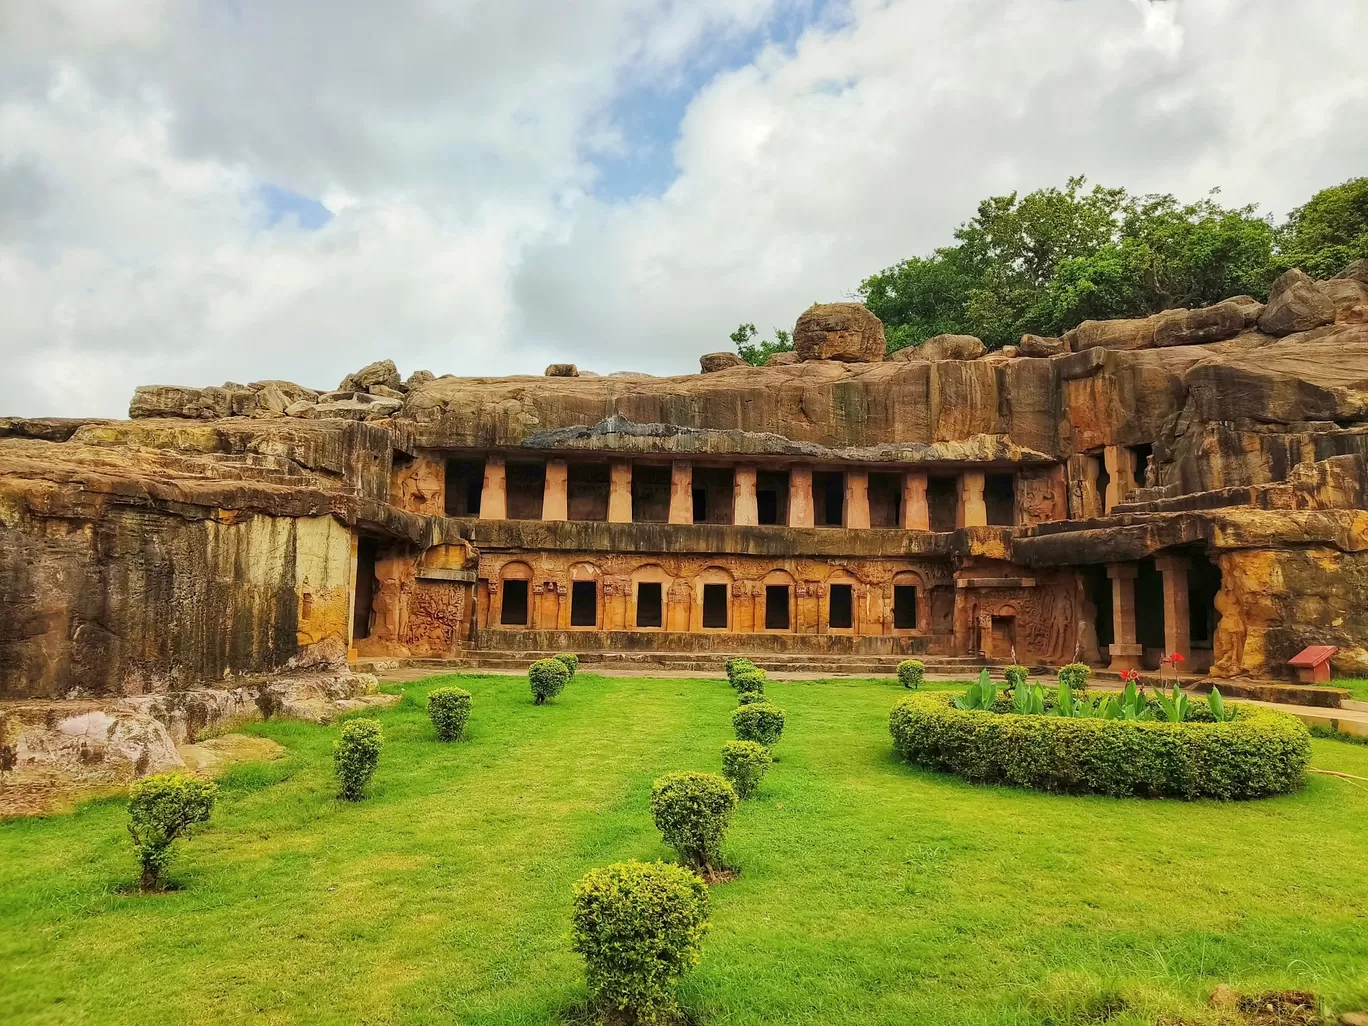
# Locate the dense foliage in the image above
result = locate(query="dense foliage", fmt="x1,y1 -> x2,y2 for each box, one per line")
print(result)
554,652 -> 579,680
732,702 -> 786,747
529,658 -> 570,705
571,860 -> 709,1026
736,690 -> 765,707
897,659 -> 925,690
334,718 -> 384,801
730,669 -> 767,695
649,771 -> 738,872
725,657 -> 759,684
889,691 -> 1311,799
730,323 -> 795,366
126,773 -> 217,892
734,176 -> 1368,359
426,686 -> 472,742
720,740 -> 772,799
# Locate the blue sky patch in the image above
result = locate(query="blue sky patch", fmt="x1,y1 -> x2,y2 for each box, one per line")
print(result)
257,182 -> 333,230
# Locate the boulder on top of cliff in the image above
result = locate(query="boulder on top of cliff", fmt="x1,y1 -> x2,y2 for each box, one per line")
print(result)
304,394 -> 402,422
1018,334 -> 1068,357
1070,317 -> 1156,351
1258,269 -> 1336,337
894,333 -> 986,362
1152,297 -> 1260,348
765,351 -> 801,367
793,303 -> 886,362
248,380 -> 319,405
338,359 -> 401,393
700,352 -> 747,373
405,369 -> 436,389
545,363 -> 579,377
1335,259 -> 1368,286
1322,277 -> 1368,324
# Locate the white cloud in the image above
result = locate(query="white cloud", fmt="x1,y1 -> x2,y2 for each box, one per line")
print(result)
3,0 -> 1368,416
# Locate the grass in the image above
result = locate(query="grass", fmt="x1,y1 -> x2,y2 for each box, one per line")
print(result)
2,673 -> 1367,1026
1332,677 -> 1368,701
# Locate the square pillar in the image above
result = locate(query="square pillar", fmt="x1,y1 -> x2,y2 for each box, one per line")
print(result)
845,470 -> 870,529
903,472 -> 929,531
1155,555 -> 1191,664
1103,445 -> 1136,513
788,465 -> 815,528
480,456 -> 507,521
668,461 -> 693,525
1106,563 -> 1143,671
608,460 -> 633,523
542,459 -> 568,521
734,464 -> 759,526
958,471 -> 987,528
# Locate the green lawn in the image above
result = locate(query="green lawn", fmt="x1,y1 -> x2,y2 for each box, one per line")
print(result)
2,673 -> 1367,1026
1333,677 -> 1368,702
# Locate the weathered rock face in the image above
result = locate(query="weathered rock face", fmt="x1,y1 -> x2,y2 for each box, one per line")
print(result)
1258,269 -> 1336,336
793,303 -> 886,362
1336,259 -> 1368,286
765,351 -> 801,367
545,364 -> 579,377
1322,277 -> 1368,324
699,352 -> 747,373
1152,298 -> 1258,347
1071,317 -> 1156,351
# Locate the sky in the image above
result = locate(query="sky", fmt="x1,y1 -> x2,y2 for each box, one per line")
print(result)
2,0 -> 1367,418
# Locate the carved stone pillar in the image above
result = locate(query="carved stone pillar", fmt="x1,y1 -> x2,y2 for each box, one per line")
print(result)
668,461 -> 693,524
845,470 -> 870,529
734,464 -> 759,526
1103,445 -> 1136,513
958,471 -> 987,528
542,459 -> 568,521
788,465 -> 815,528
608,460 -> 633,523
1106,563 -> 1143,671
1155,554 -> 1191,664
480,456 -> 507,521
903,472 -> 929,531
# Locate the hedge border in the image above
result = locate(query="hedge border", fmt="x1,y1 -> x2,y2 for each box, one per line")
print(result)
888,690 -> 1311,800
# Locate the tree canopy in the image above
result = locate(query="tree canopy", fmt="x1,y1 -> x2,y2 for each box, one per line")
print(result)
732,175 -> 1368,360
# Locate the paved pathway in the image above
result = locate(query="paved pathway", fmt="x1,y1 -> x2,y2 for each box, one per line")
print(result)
374,666 -> 1368,737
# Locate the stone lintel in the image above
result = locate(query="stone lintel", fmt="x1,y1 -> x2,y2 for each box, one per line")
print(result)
956,577 -> 1037,589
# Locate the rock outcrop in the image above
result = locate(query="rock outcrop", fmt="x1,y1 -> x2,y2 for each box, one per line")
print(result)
700,352 -> 747,373
545,364 -> 579,377
894,334 -> 987,362
1258,269 -> 1336,336
793,303 -> 886,362
339,359 -> 402,393
1018,334 -> 1069,357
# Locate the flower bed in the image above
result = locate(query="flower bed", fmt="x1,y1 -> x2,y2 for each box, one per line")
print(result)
888,690 -> 1311,800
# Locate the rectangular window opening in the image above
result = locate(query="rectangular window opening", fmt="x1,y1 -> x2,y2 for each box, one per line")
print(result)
893,585 -> 918,630
756,470 -> 789,526
352,536 -> 378,640
829,583 -> 853,630
505,461 -> 546,520
567,463 -> 610,522
500,579 -> 530,626
702,584 -> 729,628
868,472 -> 903,528
813,471 -> 845,527
1130,443 -> 1154,489
444,459 -> 485,517
636,582 -> 663,628
570,580 -> 597,627
692,467 -> 734,525
631,464 -> 671,523
985,473 -> 1016,526
926,476 -> 958,532
765,585 -> 790,630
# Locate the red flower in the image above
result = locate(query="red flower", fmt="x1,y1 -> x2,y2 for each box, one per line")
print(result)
1120,668 -> 1140,682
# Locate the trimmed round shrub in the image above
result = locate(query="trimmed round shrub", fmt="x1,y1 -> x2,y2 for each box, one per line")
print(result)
1058,662 -> 1092,690
334,718 -> 383,801
720,740 -> 772,799
730,668 -> 767,694
888,691 -> 1311,800
571,860 -> 709,1026
897,658 -> 925,690
554,652 -> 579,680
649,771 -> 737,872
724,657 -> 757,686
529,658 -> 570,705
1003,665 -> 1030,690
732,702 -> 785,747
737,690 -> 765,707
127,772 -> 217,892
427,686 -> 472,742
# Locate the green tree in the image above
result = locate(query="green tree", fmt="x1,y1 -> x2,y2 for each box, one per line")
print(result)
1276,177 -> 1368,278
731,322 -> 794,365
